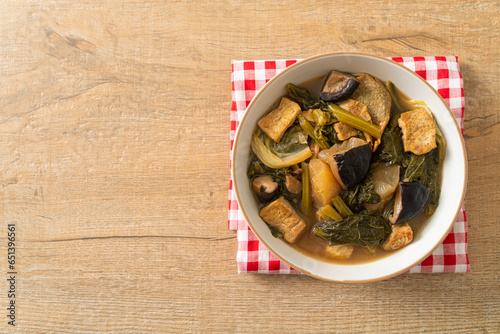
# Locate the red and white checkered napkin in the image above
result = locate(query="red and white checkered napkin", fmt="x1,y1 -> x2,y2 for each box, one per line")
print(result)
229,57 -> 470,274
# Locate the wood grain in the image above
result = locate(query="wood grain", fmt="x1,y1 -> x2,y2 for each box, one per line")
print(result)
0,0 -> 499,332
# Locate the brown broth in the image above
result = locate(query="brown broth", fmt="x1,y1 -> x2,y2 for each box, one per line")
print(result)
297,75 -> 325,99
290,210 -> 430,265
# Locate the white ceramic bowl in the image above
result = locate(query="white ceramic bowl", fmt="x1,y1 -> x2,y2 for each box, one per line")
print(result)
231,52 -> 467,282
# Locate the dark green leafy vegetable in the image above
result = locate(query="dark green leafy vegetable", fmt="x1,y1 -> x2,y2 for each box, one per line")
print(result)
354,129 -> 367,141
312,108 -> 336,126
286,83 -> 323,110
310,108 -> 342,147
265,125 -> 309,156
321,124 -> 342,146
297,114 -> 330,150
314,214 -> 392,247
403,154 -> 426,181
405,149 -> 440,215
375,112 -> 441,216
425,176 -> 440,215
377,114 -> 404,165
340,166 -> 381,212
331,195 -> 354,217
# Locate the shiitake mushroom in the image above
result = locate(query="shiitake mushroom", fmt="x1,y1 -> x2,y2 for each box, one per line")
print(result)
390,182 -> 430,224
320,70 -> 360,103
318,137 -> 372,190
252,175 -> 279,203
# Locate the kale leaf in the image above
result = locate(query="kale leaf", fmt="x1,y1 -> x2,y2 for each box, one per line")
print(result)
340,165 -> 381,213
377,114 -> 404,165
321,123 -> 342,146
314,214 -> 392,247
286,83 -> 324,110
405,148 -> 441,215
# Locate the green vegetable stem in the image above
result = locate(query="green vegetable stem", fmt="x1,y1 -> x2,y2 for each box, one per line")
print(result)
332,195 -> 354,217
297,114 -> 330,150
386,81 -> 403,112
301,162 -> 312,214
325,104 -> 381,139
317,205 -> 343,221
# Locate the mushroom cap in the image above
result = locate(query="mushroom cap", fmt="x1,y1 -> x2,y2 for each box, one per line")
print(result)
252,175 -> 279,203
320,70 -> 360,103
318,138 -> 372,190
390,182 -> 430,224
334,144 -> 372,189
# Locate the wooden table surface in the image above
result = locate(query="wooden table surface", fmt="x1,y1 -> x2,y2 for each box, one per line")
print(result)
1,1 -> 499,333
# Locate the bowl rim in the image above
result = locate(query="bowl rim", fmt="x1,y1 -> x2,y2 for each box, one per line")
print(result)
231,51 -> 468,283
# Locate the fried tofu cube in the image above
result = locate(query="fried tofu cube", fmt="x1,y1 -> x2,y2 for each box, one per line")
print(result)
259,197 -> 306,243
285,173 -> 302,194
258,97 -> 301,143
324,244 -> 354,260
382,222 -> 413,251
334,122 -> 357,141
335,99 -> 373,145
398,108 -> 437,155
338,99 -> 372,121
301,109 -> 315,122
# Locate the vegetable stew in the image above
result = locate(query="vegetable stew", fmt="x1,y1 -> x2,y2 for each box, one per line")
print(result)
247,70 -> 444,264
